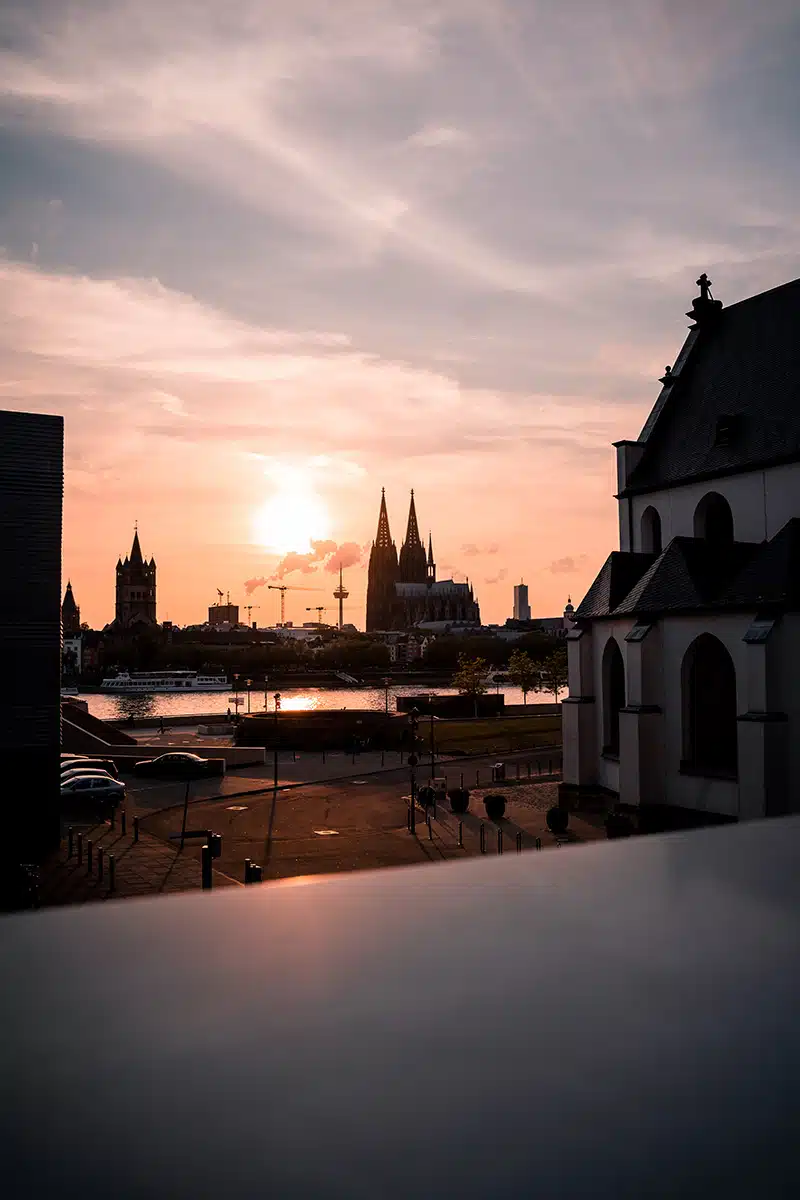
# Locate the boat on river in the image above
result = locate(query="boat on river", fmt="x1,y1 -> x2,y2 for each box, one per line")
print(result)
100,671 -> 229,693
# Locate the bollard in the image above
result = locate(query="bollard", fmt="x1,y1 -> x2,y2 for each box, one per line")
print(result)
67,827 -> 74,858
476,769 -> 480,787
460,771 -> 464,789
244,858 -> 252,884
110,805 -> 115,831
536,837 -> 542,850
497,829 -> 503,855
201,844 -> 213,890
133,816 -> 139,844
250,864 -> 263,883
108,854 -> 116,894
458,821 -> 463,847
86,838 -> 93,875
516,832 -> 523,853
549,758 -> 552,774
97,845 -> 104,881
292,749 -> 296,762
479,823 -> 486,854
427,812 -> 433,841
121,808 -> 127,836
432,790 -> 437,820
77,831 -> 83,866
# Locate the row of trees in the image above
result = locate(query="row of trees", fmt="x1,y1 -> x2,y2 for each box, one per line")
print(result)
452,646 -> 568,711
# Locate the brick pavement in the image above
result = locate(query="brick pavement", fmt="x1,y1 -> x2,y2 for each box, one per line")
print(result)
37,818 -> 241,907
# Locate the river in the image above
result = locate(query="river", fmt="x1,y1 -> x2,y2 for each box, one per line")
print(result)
82,684 -> 553,721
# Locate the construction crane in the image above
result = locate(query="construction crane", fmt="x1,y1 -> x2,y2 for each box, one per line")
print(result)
267,583 -> 323,626
306,606 -> 327,624
216,589 -> 224,604
333,564 -> 349,630
244,604 -> 260,626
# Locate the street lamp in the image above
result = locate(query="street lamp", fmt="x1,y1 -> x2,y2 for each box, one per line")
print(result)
408,707 -> 419,835
272,692 -> 282,791
246,678 -> 253,714
428,694 -> 437,781
383,676 -> 391,715
264,676 -> 269,710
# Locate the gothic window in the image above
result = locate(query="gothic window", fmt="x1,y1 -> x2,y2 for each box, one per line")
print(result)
693,492 -> 734,543
601,638 -> 625,757
681,634 -> 738,776
640,505 -> 662,554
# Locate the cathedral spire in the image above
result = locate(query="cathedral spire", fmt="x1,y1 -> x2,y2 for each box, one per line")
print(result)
130,527 -> 143,566
404,490 -> 423,551
398,490 -> 427,583
427,531 -> 436,584
374,487 -> 394,549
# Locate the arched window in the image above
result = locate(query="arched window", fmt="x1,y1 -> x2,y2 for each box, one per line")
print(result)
602,638 -> 626,757
693,492 -> 734,543
641,506 -> 662,554
682,634 -> 738,776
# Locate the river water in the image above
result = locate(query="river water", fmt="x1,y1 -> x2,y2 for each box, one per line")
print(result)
82,684 -> 552,721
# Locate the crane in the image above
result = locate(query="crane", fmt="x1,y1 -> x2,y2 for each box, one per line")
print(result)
267,583 -> 323,626
306,606 -> 327,625
216,589 -> 224,604
244,604 -> 260,626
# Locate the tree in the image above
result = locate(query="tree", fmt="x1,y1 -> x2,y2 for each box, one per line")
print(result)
538,646 -> 568,702
452,653 -> 488,716
507,649 -> 539,706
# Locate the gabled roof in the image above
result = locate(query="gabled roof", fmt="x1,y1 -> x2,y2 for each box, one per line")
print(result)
718,518 -> 800,609
612,538 -> 758,616
574,552 -> 657,619
624,277 -> 800,495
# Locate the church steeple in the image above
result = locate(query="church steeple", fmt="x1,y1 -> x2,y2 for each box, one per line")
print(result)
365,488 -> 399,631
130,526 -> 143,566
427,531 -> 436,584
62,580 -> 81,634
374,487 -> 394,549
398,490 -> 428,583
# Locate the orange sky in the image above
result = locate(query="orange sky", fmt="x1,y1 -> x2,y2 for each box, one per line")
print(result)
3,2 -> 799,628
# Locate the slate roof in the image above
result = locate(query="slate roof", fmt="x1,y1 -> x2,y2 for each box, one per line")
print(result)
577,521 -> 800,619
623,277 -> 800,494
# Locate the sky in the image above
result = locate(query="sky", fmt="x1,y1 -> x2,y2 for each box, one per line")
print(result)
2,0 -> 799,629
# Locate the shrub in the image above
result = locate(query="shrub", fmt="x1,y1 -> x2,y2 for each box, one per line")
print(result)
484,793 -> 506,820
546,806 -> 569,834
605,812 -> 634,839
417,785 -> 435,808
448,787 -> 470,814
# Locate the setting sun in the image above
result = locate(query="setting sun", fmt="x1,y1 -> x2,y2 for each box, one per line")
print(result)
252,479 -> 331,555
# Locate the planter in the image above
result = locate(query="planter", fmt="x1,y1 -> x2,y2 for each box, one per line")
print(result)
605,812 -> 634,839
448,788 -> 470,814
417,785 -> 436,808
546,806 -> 569,835
484,794 -> 506,821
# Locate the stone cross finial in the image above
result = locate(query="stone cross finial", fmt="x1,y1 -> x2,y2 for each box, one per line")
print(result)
696,273 -> 712,301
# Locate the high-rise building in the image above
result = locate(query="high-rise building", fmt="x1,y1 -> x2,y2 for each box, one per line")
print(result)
513,582 -> 531,621
114,528 -> 157,629
365,490 -> 480,630
0,409 -> 63,864
208,603 -> 239,627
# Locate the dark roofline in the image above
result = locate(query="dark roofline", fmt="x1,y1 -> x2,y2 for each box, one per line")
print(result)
618,449 -> 800,499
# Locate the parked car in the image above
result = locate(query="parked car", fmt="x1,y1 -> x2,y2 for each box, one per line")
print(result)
61,767 -> 117,785
132,753 -> 223,780
60,774 -> 125,809
61,758 -> 118,778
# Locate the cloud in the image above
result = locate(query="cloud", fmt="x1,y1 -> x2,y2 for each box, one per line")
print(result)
549,555 -> 589,575
461,542 -> 499,556
244,577 -> 268,596
324,541 -> 364,572
484,568 -> 509,585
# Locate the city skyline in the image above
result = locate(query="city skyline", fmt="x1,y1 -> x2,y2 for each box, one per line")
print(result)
2,2 -> 799,627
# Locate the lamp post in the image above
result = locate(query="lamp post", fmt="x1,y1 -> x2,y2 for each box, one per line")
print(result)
264,676 -> 269,711
383,676 -> 391,715
428,695 -> 436,781
408,707 -> 419,835
273,692 -> 281,790
246,678 -> 252,714
233,673 -> 240,710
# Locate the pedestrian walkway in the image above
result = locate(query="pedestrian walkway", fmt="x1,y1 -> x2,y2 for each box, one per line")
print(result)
37,818 -> 241,907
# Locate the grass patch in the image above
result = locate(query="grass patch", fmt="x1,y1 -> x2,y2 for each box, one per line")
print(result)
431,714 -> 561,756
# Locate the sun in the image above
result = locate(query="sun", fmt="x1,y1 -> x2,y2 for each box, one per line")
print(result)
252,482 -> 331,555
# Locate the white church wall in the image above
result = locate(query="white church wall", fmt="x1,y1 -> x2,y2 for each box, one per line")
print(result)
775,614 -> 800,813
591,620 -> 637,794
623,461 -> 800,553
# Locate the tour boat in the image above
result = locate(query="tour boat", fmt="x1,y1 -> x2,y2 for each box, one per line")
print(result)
100,671 -> 229,693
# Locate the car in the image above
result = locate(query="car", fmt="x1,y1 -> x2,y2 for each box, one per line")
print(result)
61,767 -> 117,785
60,774 -> 125,808
132,753 -> 222,780
60,758 -> 119,778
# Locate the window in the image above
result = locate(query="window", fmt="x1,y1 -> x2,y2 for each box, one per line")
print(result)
682,634 -> 738,777
714,414 -> 742,447
640,506 -> 662,554
601,638 -> 626,757
693,492 -> 734,543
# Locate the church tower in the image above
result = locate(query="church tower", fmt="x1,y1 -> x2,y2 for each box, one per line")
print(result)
398,490 -> 427,584
427,532 -> 436,585
365,490 -> 399,631
61,581 -> 81,634
115,528 -> 157,629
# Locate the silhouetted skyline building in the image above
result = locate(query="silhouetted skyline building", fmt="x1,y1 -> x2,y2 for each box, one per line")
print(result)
513,582 -> 530,621
62,581 -> 81,633
365,490 -> 480,631
113,528 -> 157,629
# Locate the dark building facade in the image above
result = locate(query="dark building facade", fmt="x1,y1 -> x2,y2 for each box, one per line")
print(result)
0,409 -> 63,865
114,529 -> 157,629
365,491 -> 480,631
